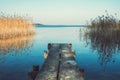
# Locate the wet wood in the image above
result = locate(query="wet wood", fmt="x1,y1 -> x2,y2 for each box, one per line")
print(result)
35,43 -> 84,80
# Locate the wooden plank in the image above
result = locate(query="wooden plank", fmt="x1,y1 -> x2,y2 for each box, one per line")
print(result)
59,44 -> 82,80
35,44 -> 60,80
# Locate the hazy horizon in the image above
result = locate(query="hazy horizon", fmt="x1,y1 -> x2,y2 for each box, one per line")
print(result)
0,0 -> 120,25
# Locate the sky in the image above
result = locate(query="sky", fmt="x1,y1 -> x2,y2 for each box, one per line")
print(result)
0,0 -> 120,25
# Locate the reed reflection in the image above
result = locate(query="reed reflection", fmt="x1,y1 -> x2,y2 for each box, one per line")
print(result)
83,12 -> 120,65
84,28 -> 120,65
0,35 -> 34,56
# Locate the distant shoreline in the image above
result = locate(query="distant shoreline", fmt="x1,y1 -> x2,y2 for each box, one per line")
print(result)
34,24 -> 85,27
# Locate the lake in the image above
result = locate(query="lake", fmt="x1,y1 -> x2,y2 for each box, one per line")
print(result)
0,26 -> 120,80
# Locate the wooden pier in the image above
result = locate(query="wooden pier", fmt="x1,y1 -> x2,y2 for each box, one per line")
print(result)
35,43 -> 84,80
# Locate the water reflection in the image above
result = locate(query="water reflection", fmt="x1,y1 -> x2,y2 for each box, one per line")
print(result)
83,28 -> 120,65
28,65 -> 39,80
0,35 -> 35,80
0,35 -> 34,56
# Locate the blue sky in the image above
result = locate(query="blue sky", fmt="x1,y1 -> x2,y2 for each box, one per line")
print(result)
0,0 -> 120,25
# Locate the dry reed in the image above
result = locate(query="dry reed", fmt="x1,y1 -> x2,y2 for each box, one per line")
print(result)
84,11 -> 120,65
0,14 -> 35,39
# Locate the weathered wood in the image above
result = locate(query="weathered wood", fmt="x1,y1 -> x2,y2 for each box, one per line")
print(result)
35,44 -> 60,80
35,43 -> 84,80
59,45 -> 81,80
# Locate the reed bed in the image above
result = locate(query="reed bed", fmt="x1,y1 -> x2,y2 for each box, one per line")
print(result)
0,14 -> 35,39
84,12 -> 120,65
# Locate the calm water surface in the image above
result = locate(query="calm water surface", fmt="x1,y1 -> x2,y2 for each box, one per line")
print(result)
0,26 -> 120,80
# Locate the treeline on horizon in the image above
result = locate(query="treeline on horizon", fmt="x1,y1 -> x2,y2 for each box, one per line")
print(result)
35,23 -> 84,27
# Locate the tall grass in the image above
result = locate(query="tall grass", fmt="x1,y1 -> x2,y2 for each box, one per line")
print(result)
0,14 -> 35,39
84,11 -> 120,65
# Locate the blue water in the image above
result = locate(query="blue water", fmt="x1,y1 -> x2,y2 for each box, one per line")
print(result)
0,26 -> 120,80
